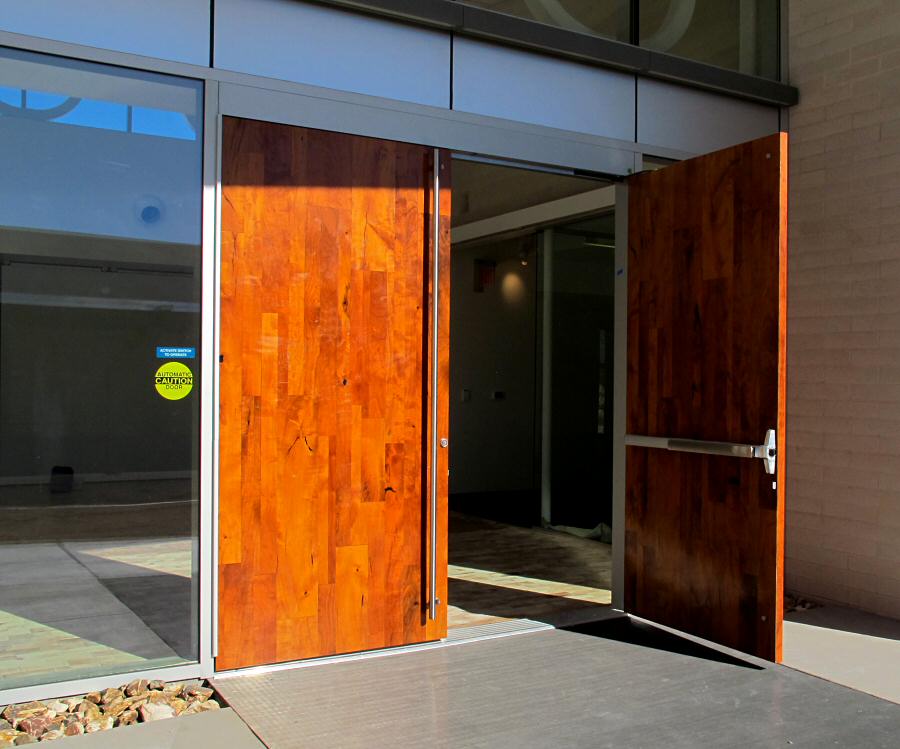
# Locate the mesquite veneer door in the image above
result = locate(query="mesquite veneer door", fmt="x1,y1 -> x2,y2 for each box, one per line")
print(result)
625,134 -> 787,661
217,117 -> 450,670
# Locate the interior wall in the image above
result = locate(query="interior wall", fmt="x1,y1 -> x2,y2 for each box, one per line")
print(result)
449,237 -> 537,496
0,262 -> 199,482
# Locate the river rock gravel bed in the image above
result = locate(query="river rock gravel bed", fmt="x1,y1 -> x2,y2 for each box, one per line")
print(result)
0,679 -> 221,744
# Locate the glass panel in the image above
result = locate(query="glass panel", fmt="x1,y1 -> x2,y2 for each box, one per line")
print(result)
546,215 -> 615,532
458,0 -> 631,42
0,47 -> 203,690
640,0 -> 780,79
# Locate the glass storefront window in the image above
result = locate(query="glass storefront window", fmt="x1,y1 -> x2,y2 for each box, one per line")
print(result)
0,47 -> 203,690
640,0 -> 779,79
546,215 -> 616,531
459,0 -> 632,43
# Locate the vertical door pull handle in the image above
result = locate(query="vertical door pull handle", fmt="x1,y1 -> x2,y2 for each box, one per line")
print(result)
428,149 -> 441,622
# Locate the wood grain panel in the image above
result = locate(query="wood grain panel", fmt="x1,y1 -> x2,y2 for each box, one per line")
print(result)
218,117 -> 450,670
625,133 -> 787,661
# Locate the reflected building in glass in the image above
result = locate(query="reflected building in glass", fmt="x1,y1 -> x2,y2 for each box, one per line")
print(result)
459,0 -> 780,79
0,47 -> 203,690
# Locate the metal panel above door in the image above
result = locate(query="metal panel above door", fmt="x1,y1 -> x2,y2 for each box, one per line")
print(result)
452,37 -> 636,141
214,0 -> 452,108
217,81 -> 641,176
637,79 -> 780,156
0,0 -> 211,66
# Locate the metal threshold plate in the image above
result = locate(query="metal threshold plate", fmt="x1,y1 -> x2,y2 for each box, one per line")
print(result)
214,619 -> 555,681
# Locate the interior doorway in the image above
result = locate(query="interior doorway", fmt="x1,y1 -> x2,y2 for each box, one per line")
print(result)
447,157 -> 618,630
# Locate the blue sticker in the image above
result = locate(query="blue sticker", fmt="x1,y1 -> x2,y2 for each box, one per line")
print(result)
157,346 -> 196,360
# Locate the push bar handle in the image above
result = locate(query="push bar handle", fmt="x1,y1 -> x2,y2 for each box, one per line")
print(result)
625,429 -> 776,475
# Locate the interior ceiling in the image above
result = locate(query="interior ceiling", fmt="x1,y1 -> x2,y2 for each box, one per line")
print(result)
451,158 -> 609,227
559,214 -> 615,238
453,206 -> 615,263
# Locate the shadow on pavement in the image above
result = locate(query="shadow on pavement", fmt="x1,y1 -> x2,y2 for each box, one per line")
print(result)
563,616 -> 765,670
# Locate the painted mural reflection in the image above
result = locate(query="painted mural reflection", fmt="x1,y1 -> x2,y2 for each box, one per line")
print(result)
0,47 -> 202,690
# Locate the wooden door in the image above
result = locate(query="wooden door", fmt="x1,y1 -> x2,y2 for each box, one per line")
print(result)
217,117 -> 450,671
625,133 -> 787,661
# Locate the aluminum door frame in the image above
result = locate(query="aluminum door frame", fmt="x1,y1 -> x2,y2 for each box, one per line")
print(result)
0,24 -> 643,700
211,82 -> 635,671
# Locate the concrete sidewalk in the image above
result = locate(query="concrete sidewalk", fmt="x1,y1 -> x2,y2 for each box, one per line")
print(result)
784,603 -> 900,704
61,707 -> 264,747
211,618 -> 900,749
55,614 -> 900,748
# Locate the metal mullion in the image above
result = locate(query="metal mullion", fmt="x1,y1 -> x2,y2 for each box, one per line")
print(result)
202,80 -> 221,671
630,0 -> 640,47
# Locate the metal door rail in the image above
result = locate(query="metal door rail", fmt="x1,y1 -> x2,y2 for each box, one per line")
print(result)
625,430 -> 776,474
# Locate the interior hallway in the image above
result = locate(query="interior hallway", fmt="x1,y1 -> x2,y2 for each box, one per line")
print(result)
447,512 -> 612,629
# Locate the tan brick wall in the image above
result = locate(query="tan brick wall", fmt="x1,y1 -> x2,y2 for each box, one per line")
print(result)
787,0 -> 900,619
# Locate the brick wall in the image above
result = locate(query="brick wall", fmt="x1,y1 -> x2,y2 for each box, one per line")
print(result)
787,0 -> 900,619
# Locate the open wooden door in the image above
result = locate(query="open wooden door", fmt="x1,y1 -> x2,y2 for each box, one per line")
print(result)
217,118 -> 450,671
625,133 -> 787,661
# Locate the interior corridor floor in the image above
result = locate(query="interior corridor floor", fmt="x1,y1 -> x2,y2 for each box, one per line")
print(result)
447,512 -> 613,629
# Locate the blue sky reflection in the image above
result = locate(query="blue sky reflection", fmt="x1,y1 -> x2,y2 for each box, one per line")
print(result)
0,85 -> 196,141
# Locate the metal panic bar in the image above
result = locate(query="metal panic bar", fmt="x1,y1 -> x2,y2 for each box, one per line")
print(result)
625,430 -> 776,474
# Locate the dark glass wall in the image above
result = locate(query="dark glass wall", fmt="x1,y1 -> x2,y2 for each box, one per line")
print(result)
640,0 -> 779,79
459,0 -> 780,79
547,215 -> 615,530
460,1 -> 631,42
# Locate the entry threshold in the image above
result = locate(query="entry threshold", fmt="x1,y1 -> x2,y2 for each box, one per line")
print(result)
214,619 -> 554,681
214,610 -> 627,681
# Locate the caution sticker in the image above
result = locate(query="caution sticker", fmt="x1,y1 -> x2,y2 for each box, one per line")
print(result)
155,361 -> 194,400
